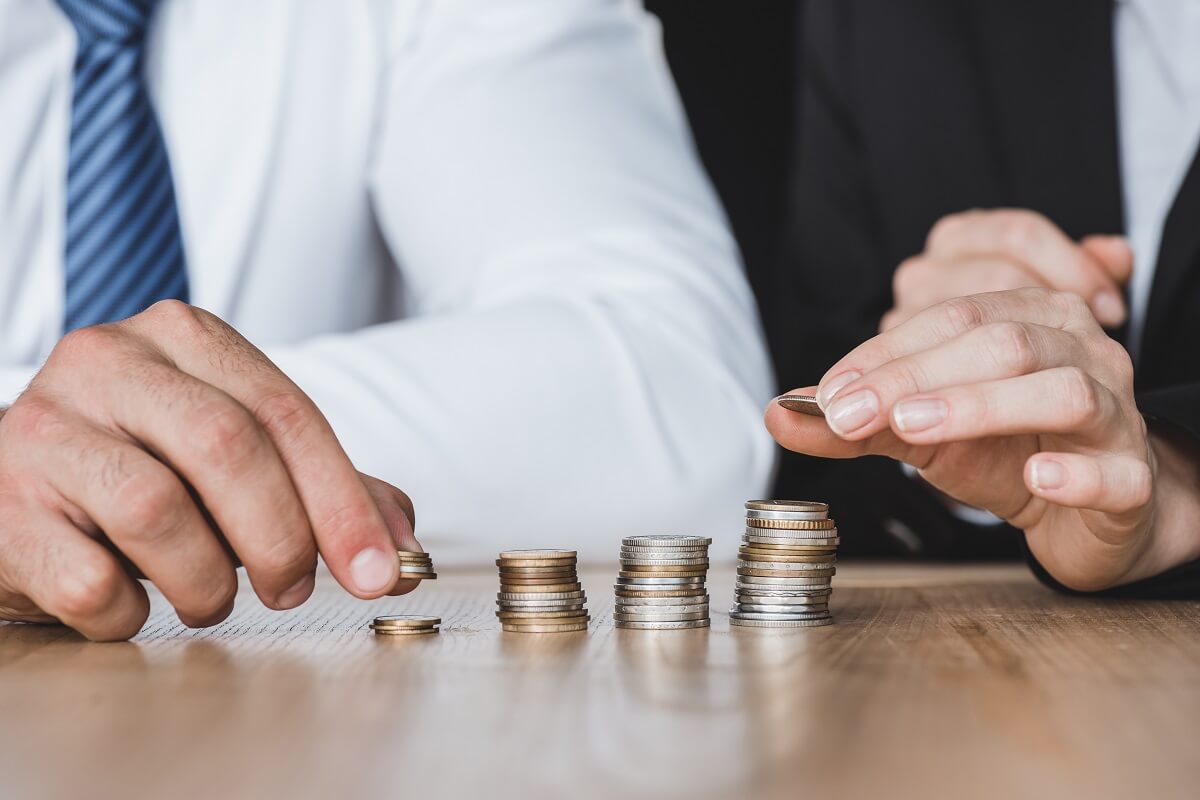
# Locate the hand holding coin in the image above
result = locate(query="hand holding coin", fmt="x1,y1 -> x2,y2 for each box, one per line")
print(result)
767,288 -> 1200,592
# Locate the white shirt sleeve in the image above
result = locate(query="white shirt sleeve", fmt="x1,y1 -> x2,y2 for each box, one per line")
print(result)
266,0 -> 776,563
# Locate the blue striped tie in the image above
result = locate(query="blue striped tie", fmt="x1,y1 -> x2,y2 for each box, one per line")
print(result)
57,0 -> 188,333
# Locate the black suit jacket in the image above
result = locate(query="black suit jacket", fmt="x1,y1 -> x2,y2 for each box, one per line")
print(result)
772,0 -> 1200,595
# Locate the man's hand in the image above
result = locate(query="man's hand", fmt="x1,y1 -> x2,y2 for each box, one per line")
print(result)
882,208 -> 1133,331
767,289 -> 1200,592
0,301 -> 422,641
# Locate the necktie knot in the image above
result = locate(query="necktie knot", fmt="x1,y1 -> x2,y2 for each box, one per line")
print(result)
56,0 -> 158,46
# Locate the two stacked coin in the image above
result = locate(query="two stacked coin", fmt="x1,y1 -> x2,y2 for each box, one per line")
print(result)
730,501 -> 836,628
370,614 -> 441,636
615,535 -> 712,630
495,550 -> 589,632
397,550 -> 437,581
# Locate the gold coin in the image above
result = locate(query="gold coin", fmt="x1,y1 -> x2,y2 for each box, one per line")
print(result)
370,627 -> 439,636
744,518 -> 836,530
738,551 -> 836,563
499,549 -> 577,560
496,610 -> 589,620
372,614 -> 441,627
618,570 -> 707,579
501,620 -> 590,633
776,394 -> 824,417
499,582 -> 582,593
495,557 -> 577,568
497,564 -> 578,574
737,567 -> 836,578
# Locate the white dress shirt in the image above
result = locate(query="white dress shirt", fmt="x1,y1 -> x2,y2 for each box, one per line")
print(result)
0,0 -> 776,563
1116,0 -> 1200,358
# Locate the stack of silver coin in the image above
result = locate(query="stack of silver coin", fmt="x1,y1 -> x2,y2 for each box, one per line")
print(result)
614,535 -> 712,630
495,549 -> 590,633
729,501 -> 836,628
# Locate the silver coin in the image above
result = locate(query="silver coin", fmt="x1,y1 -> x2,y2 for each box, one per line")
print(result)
614,595 -> 709,606
622,535 -> 713,547
620,545 -> 710,554
497,590 -> 585,601
734,603 -> 830,614
616,576 -> 706,585
745,500 -> 829,512
744,528 -> 839,540
736,576 -> 832,587
736,590 -> 831,601
729,616 -> 834,628
614,604 -> 710,615
496,597 -> 585,609
738,560 -> 834,571
619,557 -> 711,567
613,610 -> 709,622
745,509 -> 830,522
729,610 -> 832,622
614,619 -> 712,630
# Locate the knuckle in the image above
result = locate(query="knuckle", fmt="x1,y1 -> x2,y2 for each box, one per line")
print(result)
52,325 -> 120,365
1049,288 -> 1090,319
53,558 -> 124,621
1126,460 -> 1154,509
892,257 -> 930,299
926,211 -> 972,249
939,296 -> 987,336
190,403 -> 263,466
1098,337 -> 1135,384
318,501 -> 380,546
3,395 -> 66,444
1056,367 -> 1100,427
253,390 -> 318,445
986,321 -> 1040,373
113,471 -> 187,538
998,210 -> 1045,252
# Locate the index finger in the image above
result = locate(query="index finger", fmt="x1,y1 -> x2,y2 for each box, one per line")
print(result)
927,209 -> 1126,326
130,302 -> 400,599
816,288 -> 1098,409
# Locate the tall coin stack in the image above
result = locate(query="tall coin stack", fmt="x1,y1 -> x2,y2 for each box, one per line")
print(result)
614,535 -> 712,630
730,501 -> 836,628
495,550 -> 589,633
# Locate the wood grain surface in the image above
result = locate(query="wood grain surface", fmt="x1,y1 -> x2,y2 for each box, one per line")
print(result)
1,562 -> 1197,800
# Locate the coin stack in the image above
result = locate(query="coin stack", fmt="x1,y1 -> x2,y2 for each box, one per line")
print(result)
495,549 -> 589,633
397,550 -> 437,581
729,501 -> 837,628
614,535 -> 712,630
370,614 -> 441,636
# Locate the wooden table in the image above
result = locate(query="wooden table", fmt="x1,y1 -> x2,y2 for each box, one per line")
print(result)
1,562 -> 1198,800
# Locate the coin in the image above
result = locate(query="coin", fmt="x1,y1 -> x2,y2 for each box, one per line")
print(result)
738,558 -> 836,569
620,563 -> 709,572
623,535 -> 713,548
729,616 -> 834,628
618,557 -> 711,566
745,500 -> 829,513
497,610 -> 589,620
498,590 -> 585,601
495,557 -> 577,568
616,576 -> 706,585
372,615 -> 441,628
735,603 -> 830,614
613,587 -> 709,598
729,609 -> 832,622
499,549 -> 577,560
501,620 -> 590,633
614,619 -> 711,630
744,534 -> 840,547
614,604 -> 710,616
776,394 -> 824,417
370,627 -> 440,636
614,595 -> 708,606
744,518 -> 837,530
745,509 -> 829,522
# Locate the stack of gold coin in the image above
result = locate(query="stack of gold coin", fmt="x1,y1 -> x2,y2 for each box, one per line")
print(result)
729,500 -> 836,628
397,550 -> 437,581
369,614 -> 441,636
614,535 -> 712,630
495,550 -> 589,633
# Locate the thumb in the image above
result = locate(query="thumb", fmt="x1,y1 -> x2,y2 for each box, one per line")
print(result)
1080,235 -> 1134,285
358,472 -> 423,596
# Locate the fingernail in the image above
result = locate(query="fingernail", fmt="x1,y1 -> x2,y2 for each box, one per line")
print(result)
817,371 -> 861,410
349,547 -> 398,594
892,398 -> 948,433
1092,291 -> 1126,326
1031,460 -> 1067,491
277,573 -> 315,610
826,389 -> 878,436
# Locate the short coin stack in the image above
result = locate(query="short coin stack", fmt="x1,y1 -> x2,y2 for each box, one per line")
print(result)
730,501 -> 837,628
615,535 -> 712,630
370,614 -> 441,636
495,550 -> 589,633
397,550 -> 437,581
